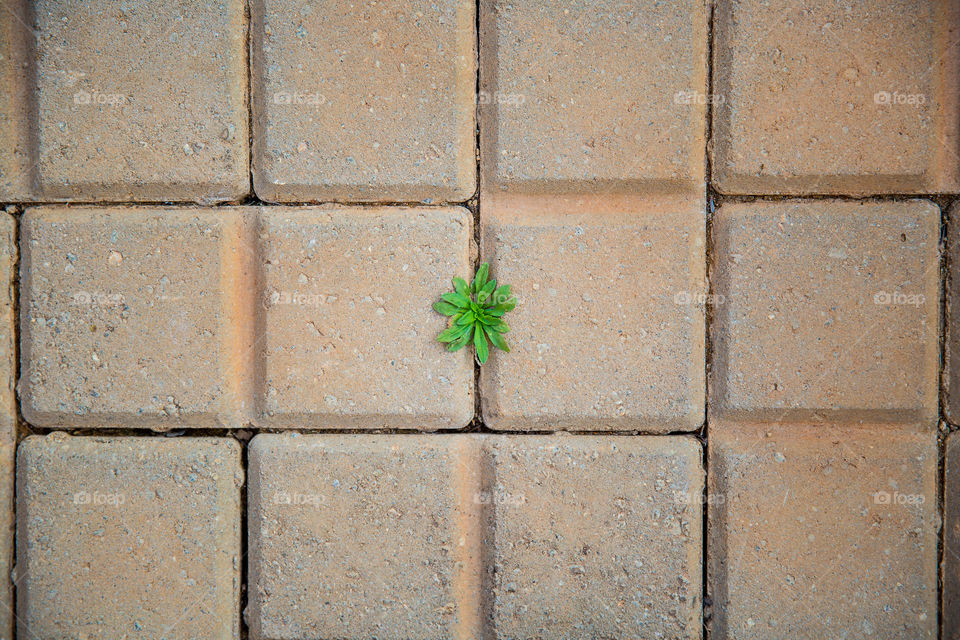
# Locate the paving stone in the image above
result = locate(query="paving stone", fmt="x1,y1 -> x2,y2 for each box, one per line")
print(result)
480,205 -> 705,431
708,423 -> 938,640
20,206 -> 257,429
479,0 -> 708,202
257,206 -> 474,429
946,202 -> 960,425
946,431 -> 960,640
486,435 -> 703,640
710,199 -> 940,426
0,213 -> 14,640
16,434 -> 243,639
11,0 -> 249,202
247,434 -> 484,639
0,3 -> 34,201
251,0 -> 476,203
712,0 -> 960,195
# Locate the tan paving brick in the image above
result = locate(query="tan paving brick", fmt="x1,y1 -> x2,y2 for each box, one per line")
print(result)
0,213 -> 14,640
251,0 -> 476,203
708,423 -> 938,640
486,435 -> 703,640
710,200 -> 940,426
20,206 -> 257,429
946,432 -> 960,640
479,0 -> 708,203
6,0 -> 249,202
712,0 -> 960,195
247,434 -> 703,639
16,434 -> 243,639
247,434 -> 484,639
258,206 -> 474,429
947,202 -> 960,425
480,205 -> 705,431
0,3 -> 34,201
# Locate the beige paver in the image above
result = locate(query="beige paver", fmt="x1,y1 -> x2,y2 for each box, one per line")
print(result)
8,0 -> 249,202
16,434 -> 243,639
251,0 -> 476,203
712,0 -> 960,195
946,432 -> 960,640
480,205 -> 705,431
710,199 -> 940,426
480,0 -> 708,203
20,206 -> 257,429
486,435 -> 703,639
0,213 -> 14,640
248,434 -> 703,639
258,206 -> 474,429
947,202 -> 960,425
0,3 -> 33,201
247,434 -> 483,639
708,423 -> 938,640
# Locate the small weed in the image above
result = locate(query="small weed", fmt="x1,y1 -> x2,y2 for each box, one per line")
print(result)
434,262 -> 516,364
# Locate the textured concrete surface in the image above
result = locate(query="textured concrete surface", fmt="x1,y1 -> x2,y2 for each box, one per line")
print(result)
486,435 -> 703,639
0,213 -> 14,640
0,2 -> 33,202
479,0 -> 708,202
20,0 -> 249,202
713,0 -> 960,195
480,206 -> 705,431
947,202 -> 960,425
251,0 -> 476,203
247,434 -> 704,639
20,206 -> 257,429
247,434 -> 479,639
258,206 -> 475,429
16,434 -> 242,639
947,432 -> 960,640
711,199 -> 940,426
709,423 -> 938,640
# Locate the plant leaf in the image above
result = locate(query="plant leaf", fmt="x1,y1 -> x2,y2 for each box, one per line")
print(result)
488,319 -> 510,334
477,279 -> 497,304
472,262 -> 489,293
447,325 -> 473,351
491,284 -> 511,306
487,328 -> 510,352
452,277 -> 470,297
456,311 -> 475,326
433,301 -> 460,316
474,323 -> 489,364
437,323 -> 471,343
441,291 -> 471,308
491,297 -> 517,314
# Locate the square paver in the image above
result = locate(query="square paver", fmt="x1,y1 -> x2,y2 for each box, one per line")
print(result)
712,0 -> 960,195
0,212 -> 14,640
0,3 -> 33,201
480,205 -> 705,431
20,206 -> 256,429
486,435 -> 703,639
946,202 -> 960,425
257,206 -> 474,429
708,423 -> 938,639
480,0 -> 708,200
946,432 -> 960,640
251,0 -> 476,203
13,0 -> 249,202
16,434 -> 242,639
710,199 -> 940,426
247,434 -> 482,640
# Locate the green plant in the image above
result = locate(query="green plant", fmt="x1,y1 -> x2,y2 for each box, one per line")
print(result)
434,262 -> 516,364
